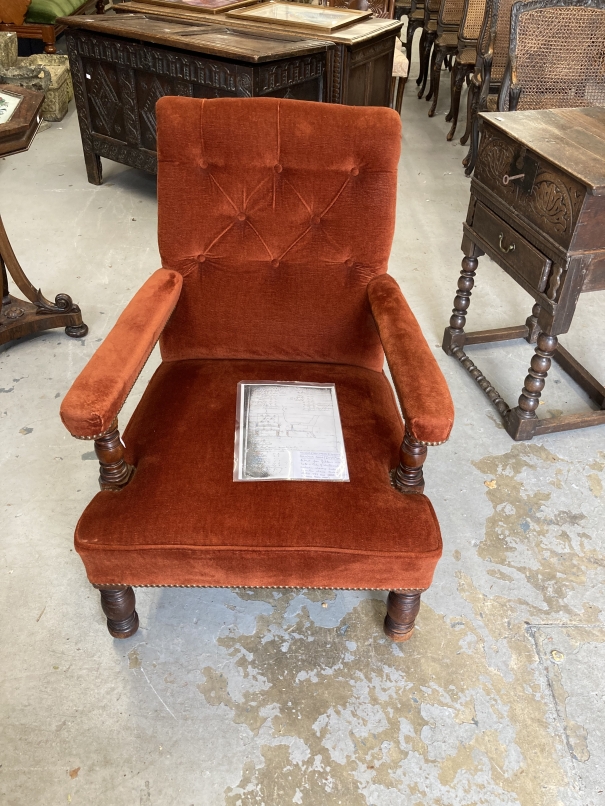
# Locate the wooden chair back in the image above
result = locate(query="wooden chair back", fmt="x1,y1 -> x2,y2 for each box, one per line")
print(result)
499,0 -> 605,110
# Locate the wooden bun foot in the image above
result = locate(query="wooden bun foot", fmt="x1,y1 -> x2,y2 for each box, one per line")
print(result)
99,587 -> 139,638
383,590 -> 422,642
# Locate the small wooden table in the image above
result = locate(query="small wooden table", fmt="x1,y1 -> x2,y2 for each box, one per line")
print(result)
0,85 -> 87,346
442,107 -> 605,440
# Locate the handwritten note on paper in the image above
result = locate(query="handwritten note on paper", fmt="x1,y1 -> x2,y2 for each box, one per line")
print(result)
234,382 -> 349,482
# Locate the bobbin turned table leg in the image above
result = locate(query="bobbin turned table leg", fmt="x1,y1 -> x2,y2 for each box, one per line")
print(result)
442,253 -> 478,354
384,590 -> 422,641
506,332 -> 558,440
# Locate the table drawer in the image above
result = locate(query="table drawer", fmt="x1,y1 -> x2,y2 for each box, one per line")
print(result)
471,201 -> 552,292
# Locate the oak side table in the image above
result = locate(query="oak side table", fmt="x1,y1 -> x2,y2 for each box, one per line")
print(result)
442,107 -> 605,440
0,84 -> 87,346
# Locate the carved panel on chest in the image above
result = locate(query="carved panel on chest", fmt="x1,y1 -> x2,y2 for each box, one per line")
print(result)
474,126 -> 586,250
66,26 -> 328,181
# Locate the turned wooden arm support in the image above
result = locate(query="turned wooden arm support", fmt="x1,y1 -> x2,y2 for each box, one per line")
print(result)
367,274 -> 454,492
60,269 -> 182,487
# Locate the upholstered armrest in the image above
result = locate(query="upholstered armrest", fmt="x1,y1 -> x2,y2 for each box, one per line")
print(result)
367,274 -> 454,445
60,269 -> 183,439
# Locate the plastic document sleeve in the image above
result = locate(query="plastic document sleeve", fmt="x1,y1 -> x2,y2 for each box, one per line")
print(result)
233,381 -> 349,482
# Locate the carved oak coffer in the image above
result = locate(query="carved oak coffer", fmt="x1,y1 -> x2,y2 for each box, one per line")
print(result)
443,107 -> 605,440
61,14 -> 333,184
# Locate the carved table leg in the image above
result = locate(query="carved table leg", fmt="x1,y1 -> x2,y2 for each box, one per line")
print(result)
94,419 -> 135,491
384,590 -> 422,642
506,332 -> 558,440
394,429 -> 427,494
99,587 -> 139,638
442,254 -> 477,354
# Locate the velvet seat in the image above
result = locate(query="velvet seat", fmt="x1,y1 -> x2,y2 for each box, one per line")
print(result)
76,358 -> 441,590
61,97 -> 454,642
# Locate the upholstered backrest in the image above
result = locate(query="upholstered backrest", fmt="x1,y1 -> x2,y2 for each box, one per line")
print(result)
156,97 -> 401,371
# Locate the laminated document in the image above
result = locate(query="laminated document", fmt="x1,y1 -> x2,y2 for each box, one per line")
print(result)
234,382 -> 349,482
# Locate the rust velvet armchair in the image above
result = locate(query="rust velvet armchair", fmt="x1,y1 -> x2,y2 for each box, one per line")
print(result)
60,97 -> 454,643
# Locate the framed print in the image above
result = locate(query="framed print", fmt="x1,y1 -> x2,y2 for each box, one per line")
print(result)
139,0 -> 260,13
226,2 -> 372,32
0,89 -> 23,126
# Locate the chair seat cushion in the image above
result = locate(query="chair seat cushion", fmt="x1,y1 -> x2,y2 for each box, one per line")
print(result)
75,359 -> 442,590
25,0 -> 83,24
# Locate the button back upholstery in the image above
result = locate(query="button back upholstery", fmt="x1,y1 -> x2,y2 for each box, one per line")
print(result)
60,97 -> 454,642
156,97 -> 400,370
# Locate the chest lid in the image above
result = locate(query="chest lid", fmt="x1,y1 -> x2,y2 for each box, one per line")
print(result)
480,108 -> 605,196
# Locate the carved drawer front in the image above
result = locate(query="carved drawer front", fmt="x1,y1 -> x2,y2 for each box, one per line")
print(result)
471,202 -> 552,293
474,126 -> 585,250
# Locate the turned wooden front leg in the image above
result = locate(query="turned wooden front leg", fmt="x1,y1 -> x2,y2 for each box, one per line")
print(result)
384,590 -> 422,642
516,332 -> 558,419
442,254 -> 477,354
94,419 -> 135,491
394,429 -> 427,494
98,586 -> 139,638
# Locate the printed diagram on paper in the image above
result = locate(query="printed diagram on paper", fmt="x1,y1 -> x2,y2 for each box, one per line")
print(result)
236,383 -> 349,481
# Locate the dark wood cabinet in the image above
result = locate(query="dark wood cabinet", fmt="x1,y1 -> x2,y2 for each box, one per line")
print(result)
443,107 -> 605,440
62,9 -> 401,183
62,13 -> 334,183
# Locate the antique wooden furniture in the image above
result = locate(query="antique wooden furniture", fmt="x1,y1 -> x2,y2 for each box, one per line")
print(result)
328,0 -> 396,18
391,35 -> 408,112
425,0 -> 464,117
445,0 -> 486,140
226,2 -> 373,30
443,107 -> 605,440
416,0 -> 439,98
498,0 -> 605,112
62,12 -> 334,184
405,0 -> 425,63
63,9 -> 400,183
60,97 -> 454,641
462,0 -> 512,175
0,0 -> 104,55
119,3 -> 402,103
0,84 -> 87,345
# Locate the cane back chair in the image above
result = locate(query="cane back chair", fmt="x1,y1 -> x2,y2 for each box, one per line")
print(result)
446,0 -> 488,140
417,0 -> 441,97
60,98 -> 454,642
426,0 -> 466,116
498,0 -> 605,111
462,0 -> 514,174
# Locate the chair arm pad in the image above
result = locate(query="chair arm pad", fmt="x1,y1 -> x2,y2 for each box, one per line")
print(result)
60,269 -> 183,439
368,274 -> 454,444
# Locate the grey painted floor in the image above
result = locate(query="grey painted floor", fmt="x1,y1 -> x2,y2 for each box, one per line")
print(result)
1,62 -> 604,806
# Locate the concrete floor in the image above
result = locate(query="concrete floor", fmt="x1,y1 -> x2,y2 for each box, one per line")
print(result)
1,57 -> 605,806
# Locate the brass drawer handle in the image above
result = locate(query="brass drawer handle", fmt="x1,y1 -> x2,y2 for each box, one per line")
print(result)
499,233 -> 515,253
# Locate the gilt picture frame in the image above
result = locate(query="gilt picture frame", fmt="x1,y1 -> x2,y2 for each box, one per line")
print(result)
226,2 -> 372,32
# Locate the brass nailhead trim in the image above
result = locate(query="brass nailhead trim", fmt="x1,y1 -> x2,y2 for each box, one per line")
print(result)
92,583 -> 427,592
